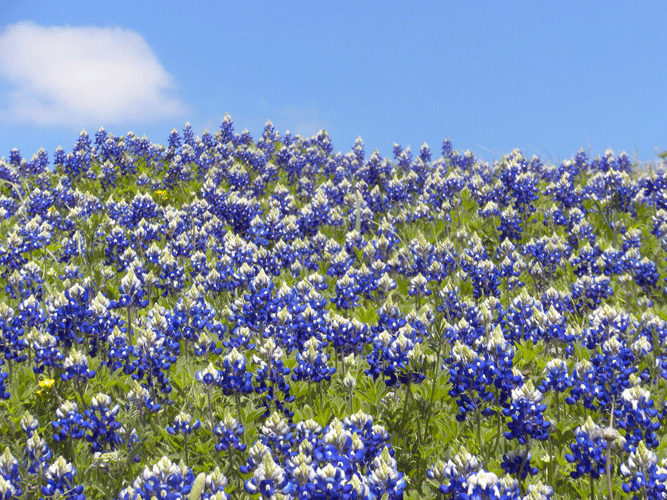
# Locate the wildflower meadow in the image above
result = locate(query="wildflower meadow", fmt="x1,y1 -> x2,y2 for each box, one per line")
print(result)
0,115 -> 666,500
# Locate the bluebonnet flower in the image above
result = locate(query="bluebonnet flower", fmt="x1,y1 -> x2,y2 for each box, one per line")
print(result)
498,206 -> 524,242
539,287 -> 573,317
61,349 -> 96,383
240,411 -> 398,499
326,315 -> 369,358
194,332 -> 222,357
621,441 -> 667,499
617,384 -> 661,450
0,303 -> 25,370
51,401 -> 89,443
41,456 -> 85,500
631,256 -> 660,291
7,262 -> 44,301
622,228 -> 643,252
24,431 -> 52,475
227,268 -> 277,342
156,250 -> 185,297
428,447 -> 521,499
565,416 -> 608,480
105,226 -> 131,268
366,446 -> 406,500
408,273 -> 431,300
216,347 -> 253,398
214,413 -> 246,453
372,273 -> 396,304
18,297 -> 46,340
504,290 -> 545,343
83,292 -> 122,359
20,411 -> 40,438
523,482 -> 554,500
28,329 -> 64,375
571,275 -> 614,313
365,325 -> 426,388
538,358 -> 572,395
117,457 -> 196,500
132,328 -> 177,401
446,339 -> 502,422
0,448 -> 22,498
332,272 -> 362,311
200,467 -> 230,500
500,448 -> 539,480
84,393 -> 123,453
582,335 -> 635,414
116,266 -> 149,310
47,284 -> 91,348
503,380 -> 551,445
0,229 -> 28,271
566,358 -> 605,412
292,337 -> 336,385
469,259 -> 501,299
98,160 -> 118,192
172,285 -> 223,348
196,362 -> 222,387
167,411 -> 201,437
546,169 -> 584,209
126,380 -> 162,416
104,326 -> 134,374
244,452 -> 294,498
253,337 -> 294,417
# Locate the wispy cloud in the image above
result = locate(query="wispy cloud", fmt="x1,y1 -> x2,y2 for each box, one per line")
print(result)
279,106 -> 327,138
0,21 -> 186,126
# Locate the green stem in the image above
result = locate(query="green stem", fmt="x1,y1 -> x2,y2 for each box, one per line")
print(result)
548,434 -> 555,490
490,409 -> 504,458
127,306 -> 133,346
605,399 -> 616,500
605,452 -> 614,500
518,445 -> 531,494
319,380 -> 324,413
75,378 -> 88,410
228,449 -> 237,487
475,408 -> 484,462
207,387 -> 214,434
423,321 -> 445,445
234,392 -> 243,425
400,381 -> 414,434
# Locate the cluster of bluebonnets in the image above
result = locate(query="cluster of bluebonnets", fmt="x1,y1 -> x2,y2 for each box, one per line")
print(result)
0,115 -> 666,499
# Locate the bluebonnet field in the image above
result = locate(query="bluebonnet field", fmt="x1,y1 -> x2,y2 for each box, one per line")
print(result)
0,115 -> 666,500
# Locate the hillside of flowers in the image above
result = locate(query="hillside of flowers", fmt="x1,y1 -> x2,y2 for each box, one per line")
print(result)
0,115 -> 666,500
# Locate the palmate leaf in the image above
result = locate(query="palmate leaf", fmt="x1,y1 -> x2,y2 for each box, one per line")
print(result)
432,411 -> 463,444
356,373 -> 389,410
513,339 -> 543,370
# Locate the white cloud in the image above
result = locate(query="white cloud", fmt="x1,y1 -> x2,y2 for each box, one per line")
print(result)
0,21 -> 186,126
280,106 -> 327,138
294,120 -> 324,137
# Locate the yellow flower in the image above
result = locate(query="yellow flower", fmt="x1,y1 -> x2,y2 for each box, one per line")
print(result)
37,378 -> 55,395
39,378 -> 55,390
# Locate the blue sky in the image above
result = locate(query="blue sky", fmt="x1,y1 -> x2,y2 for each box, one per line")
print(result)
0,1 -> 665,165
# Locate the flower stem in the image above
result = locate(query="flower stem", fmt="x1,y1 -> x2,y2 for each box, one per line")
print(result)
207,387 -> 214,434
